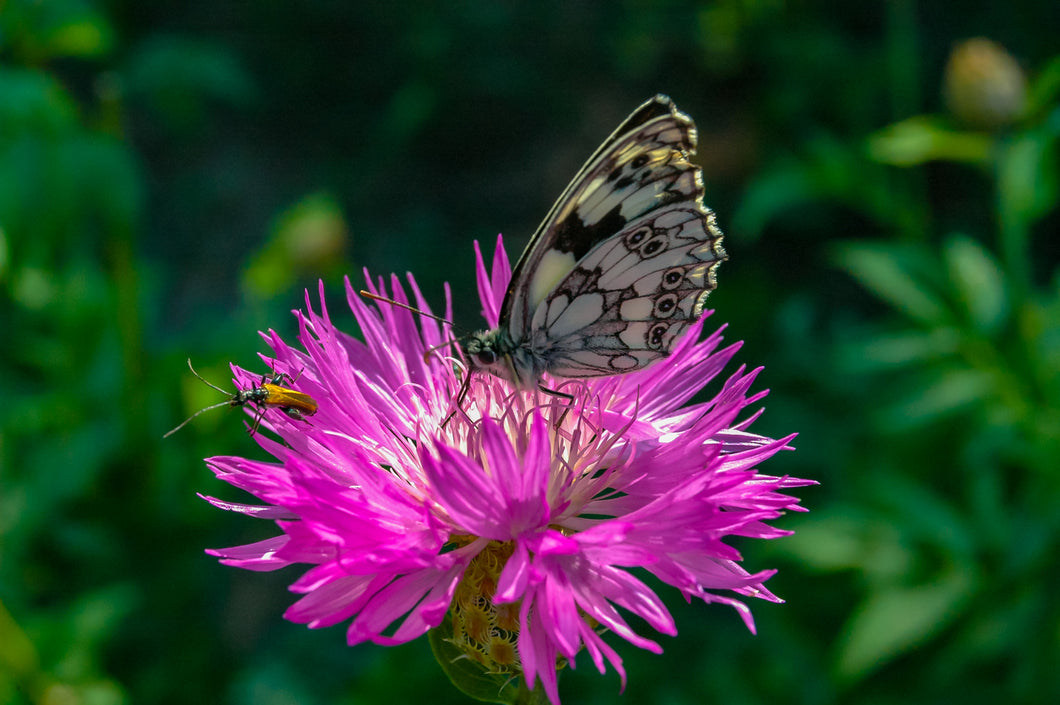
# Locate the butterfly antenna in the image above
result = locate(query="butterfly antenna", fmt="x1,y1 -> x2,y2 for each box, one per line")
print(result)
422,333 -> 470,363
358,291 -> 466,363
359,290 -> 453,326
163,399 -> 234,438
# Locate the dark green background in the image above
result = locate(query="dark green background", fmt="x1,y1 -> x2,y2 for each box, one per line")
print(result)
3,2 -> 1059,704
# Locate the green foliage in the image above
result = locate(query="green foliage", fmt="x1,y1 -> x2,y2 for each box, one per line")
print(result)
0,0 -> 113,63
243,193 -> 348,301
2,2 -> 1059,705
801,35 -> 1060,702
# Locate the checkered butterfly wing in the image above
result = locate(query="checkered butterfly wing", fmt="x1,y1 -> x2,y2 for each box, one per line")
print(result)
468,95 -> 726,385
525,203 -> 724,378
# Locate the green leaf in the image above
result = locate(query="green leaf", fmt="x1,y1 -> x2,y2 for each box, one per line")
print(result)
867,115 -> 992,167
124,36 -> 256,131
1024,292 -> 1060,404
997,128 -> 1060,232
428,614 -> 521,704
868,473 -> 976,558
69,135 -> 145,235
943,234 -> 1009,333
777,512 -> 911,578
836,328 -> 961,373
0,0 -> 113,61
836,570 -> 975,680
731,156 -> 821,241
38,11 -> 114,59
0,224 -> 8,281
833,242 -> 950,324
880,367 -> 994,429
0,68 -> 79,136
0,600 -> 39,682
732,136 -> 907,241
1025,53 -> 1060,118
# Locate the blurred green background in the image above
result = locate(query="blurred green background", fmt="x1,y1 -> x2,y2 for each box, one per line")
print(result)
2,1 -> 1059,704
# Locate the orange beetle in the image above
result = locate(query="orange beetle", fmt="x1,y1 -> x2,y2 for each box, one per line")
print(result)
164,358 -> 318,438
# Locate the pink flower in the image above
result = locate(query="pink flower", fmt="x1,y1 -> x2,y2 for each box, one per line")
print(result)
203,236 -> 811,704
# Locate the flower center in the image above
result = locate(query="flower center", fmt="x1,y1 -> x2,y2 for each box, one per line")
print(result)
449,540 -> 522,675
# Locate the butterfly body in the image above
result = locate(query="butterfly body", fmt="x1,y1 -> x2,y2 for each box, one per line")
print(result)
465,95 -> 727,389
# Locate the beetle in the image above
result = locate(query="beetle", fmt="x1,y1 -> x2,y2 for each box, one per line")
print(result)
164,358 -> 318,438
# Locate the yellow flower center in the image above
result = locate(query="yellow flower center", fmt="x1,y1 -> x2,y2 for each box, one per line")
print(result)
449,540 -> 522,674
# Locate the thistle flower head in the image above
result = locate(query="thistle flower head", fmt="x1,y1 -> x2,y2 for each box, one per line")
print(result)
203,236 -> 810,704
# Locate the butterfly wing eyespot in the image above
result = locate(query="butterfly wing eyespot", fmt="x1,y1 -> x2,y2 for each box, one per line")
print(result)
661,268 -> 685,290
653,293 -> 679,319
639,233 -> 668,258
624,226 -> 653,250
647,323 -> 669,350
466,95 -> 727,388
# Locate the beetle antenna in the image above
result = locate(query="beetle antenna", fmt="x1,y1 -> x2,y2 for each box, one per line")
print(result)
163,358 -> 238,438
163,400 -> 233,438
185,358 -> 233,396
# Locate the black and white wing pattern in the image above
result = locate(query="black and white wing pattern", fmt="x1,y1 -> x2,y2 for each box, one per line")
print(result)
464,95 -> 727,388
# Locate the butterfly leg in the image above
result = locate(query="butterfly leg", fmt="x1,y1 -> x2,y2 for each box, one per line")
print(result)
536,382 -> 574,402
441,371 -> 474,428
537,382 -> 575,428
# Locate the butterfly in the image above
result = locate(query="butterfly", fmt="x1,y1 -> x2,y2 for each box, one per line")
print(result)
463,95 -> 727,389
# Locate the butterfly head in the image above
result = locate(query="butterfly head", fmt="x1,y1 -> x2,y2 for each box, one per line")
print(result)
464,328 -> 507,372
464,328 -> 540,388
